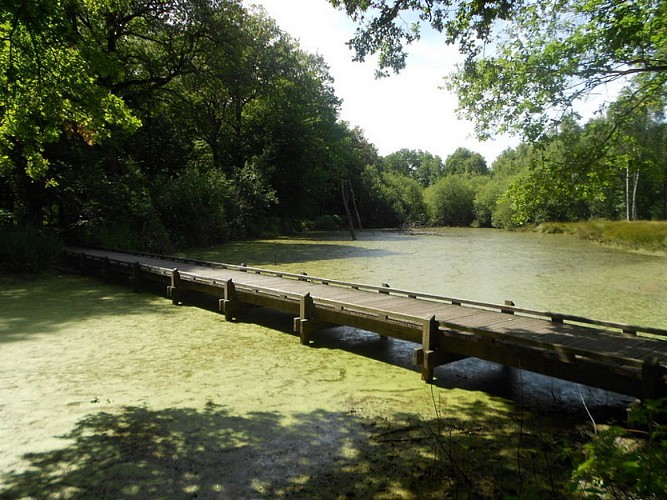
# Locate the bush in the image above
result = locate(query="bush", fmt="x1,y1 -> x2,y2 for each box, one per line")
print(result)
303,215 -> 343,231
359,166 -> 428,228
153,167 -> 232,248
425,175 -> 476,226
0,223 -> 63,272
573,399 -> 667,497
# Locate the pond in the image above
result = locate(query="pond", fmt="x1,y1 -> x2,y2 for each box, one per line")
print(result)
185,228 -> 667,408
2,228 -> 665,497
188,228 -> 667,329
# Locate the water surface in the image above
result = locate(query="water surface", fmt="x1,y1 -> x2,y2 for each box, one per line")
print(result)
190,228 -> 667,329
187,228 -> 666,408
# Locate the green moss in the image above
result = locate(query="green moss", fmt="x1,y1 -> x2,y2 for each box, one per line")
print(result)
537,220 -> 667,254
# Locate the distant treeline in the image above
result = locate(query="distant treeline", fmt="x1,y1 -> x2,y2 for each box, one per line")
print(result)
1,1 -> 666,272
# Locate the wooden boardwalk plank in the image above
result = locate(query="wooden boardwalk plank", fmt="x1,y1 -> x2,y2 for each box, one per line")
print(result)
65,247 -> 667,399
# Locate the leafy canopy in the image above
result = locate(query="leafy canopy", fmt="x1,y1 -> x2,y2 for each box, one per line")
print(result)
0,0 -> 141,178
1,0 -> 210,180
329,0 -> 667,139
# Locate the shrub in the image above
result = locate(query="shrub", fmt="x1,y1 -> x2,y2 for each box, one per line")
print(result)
425,175 -> 476,226
573,399 -> 667,497
154,167 -> 232,248
0,223 -> 63,272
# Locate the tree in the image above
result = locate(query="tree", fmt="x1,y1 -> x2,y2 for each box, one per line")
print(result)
359,165 -> 427,227
329,0 -> 667,140
329,0 -> 515,76
0,0 -> 138,179
425,174 -> 476,226
444,147 -> 488,176
448,0 -> 667,140
382,148 -> 444,186
0,0 -> 213,180
603,93 -> 667,220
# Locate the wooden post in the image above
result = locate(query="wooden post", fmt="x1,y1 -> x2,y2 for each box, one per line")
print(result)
501,300 -> 515,315
102,257 -> 111,282
296,293 -> 314,345
642,357 -> 661,400
168,268 -> 181,305
219,279 -> 237,321
129,261 -> 141,292
421,315 -> 438,383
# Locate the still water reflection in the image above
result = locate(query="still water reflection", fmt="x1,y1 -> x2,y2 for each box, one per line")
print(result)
188,228 -> 667,410
192,228 -> 667,329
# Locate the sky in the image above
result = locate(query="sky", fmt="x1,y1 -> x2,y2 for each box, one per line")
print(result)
243,0 -> 521,165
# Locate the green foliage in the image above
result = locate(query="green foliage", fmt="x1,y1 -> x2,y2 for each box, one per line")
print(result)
473,176 -> 508,228
226,160 -> 278,238
0,0 -> 143,179
425,174 -> 476,227
332,0 -> 667,143
6,0 -> 662,247
382,149 -> 444,187
301,215 -> 344,231
153,167 -> 233,248
469,0 -> 667,140
444,148 -> 489,176
539,220 -> 667,253
58,158 -> 170,252
573,399 -> 667,497
0,223 -> 62,272
360,166 -> 427,227
328,0 -> 515,77
1,0 -> 367,248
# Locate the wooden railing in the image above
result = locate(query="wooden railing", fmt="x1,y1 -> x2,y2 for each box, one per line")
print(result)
66,247 -> 667,339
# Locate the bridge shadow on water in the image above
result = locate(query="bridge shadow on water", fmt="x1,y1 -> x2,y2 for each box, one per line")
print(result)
233,304 -> 633,421
1,278 -> 630,498
1,400 -> 577,498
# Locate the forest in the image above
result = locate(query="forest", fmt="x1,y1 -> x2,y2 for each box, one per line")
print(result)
1,0 -> 666,271
2,3 -> 667,497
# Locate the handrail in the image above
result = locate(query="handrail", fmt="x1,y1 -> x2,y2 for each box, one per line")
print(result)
64,247 -> 667,339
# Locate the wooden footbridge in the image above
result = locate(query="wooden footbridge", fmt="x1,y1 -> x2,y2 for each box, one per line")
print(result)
65,247 -> 667,400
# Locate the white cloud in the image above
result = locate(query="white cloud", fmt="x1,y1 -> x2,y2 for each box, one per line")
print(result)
244,0 -> 519,164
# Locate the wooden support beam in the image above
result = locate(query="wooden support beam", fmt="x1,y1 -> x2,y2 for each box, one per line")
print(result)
219,279 -> 238,321
642,357 -> 663,400
129,261 -> 141,292
294,293 -> 314,345
421,315 -> 438,383
102,257 -> 111,282
168,268 -> 181,305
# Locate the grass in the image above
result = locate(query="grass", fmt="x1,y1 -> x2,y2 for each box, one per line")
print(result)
537,220 -> 667,254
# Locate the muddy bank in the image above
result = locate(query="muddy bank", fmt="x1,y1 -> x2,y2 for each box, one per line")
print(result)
0,274 -> 624,498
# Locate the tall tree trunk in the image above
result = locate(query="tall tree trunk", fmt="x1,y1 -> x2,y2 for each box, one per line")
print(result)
348,181 -> 363,231
341,180 -> 356,240
626,166 -> 631,221
631,170 -> 639,221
